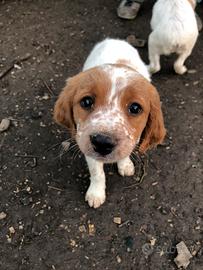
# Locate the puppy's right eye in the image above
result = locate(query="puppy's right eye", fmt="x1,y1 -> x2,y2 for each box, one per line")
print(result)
80,96 -> 94,110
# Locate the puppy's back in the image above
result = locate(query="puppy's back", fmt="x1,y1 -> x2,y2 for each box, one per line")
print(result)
83,39 -> 150,81
151,0 -> 197,33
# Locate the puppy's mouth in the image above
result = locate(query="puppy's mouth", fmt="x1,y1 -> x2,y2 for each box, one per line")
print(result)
87,150 -> 116,162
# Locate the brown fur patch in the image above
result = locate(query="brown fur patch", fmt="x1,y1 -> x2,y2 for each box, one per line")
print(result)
120,76 -> 166,152
54,67 -> 112,135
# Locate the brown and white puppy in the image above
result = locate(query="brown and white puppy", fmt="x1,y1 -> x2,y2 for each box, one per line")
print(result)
54,39 -> 166,208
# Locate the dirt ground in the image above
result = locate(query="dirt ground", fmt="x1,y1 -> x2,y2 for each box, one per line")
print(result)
0,0 -> 202,269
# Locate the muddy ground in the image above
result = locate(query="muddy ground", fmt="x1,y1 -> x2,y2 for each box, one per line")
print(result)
0,0 -> 202,269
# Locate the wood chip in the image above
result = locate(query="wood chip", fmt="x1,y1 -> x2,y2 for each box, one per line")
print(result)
174,241 -> 192,269
9,226 -> 15,234
0,118 -> 10,132
88,223 -> 95,236
187,69 -> 197,74
113,217 -> 122,225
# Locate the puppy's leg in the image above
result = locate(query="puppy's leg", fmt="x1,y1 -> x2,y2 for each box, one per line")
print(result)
148,32 -> 161,74
117,156 -> 135,177
174,47 -> 193,75
85,156 -> 106,208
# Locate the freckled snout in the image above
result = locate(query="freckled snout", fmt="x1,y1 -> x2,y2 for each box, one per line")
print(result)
90,134 -> 116,156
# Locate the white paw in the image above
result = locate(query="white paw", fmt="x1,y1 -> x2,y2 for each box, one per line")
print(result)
118,158 -> 135,177
85,185 -> 106,208
174,64 -> 187,75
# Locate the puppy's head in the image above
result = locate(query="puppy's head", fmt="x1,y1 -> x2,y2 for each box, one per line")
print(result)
54,64 -> 166,162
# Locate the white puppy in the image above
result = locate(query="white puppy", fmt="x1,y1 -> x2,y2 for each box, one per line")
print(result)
148,0 -> 198,75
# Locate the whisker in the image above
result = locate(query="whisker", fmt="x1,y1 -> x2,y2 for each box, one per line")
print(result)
53,142 -> 78,161
73,148 -> 82,160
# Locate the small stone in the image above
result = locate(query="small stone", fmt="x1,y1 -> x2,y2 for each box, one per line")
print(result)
116,255 -> 122,263
0,212 -> 7,220
159,250 -> 164,257
26,186 -> 31,192
41,93 -> 50,100
194,225 -> 200,230
19,225 -> 24,230
6,235 -> 12,243
70,239 -> 76,247
150,195 -> 156,200
113,217 -> 122,225
150,237 -> 156,246
14,63 -> 21,70
152,181 -> 158,186
0,118 -> 10,132
79,225 -> 86,233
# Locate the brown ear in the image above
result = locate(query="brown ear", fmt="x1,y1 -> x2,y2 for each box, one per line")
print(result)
139,86 -> 166,153
54,78 -> 76,134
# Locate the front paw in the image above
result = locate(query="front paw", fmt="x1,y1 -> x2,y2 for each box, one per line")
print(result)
85,185 -> 106,208
118,158 -> 135,177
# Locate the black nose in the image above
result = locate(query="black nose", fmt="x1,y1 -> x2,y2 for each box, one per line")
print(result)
90,134 -> 115,156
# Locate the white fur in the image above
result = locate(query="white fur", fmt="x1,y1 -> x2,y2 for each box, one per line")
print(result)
148,0 -> 198,74
117,156 -> 135,177
82,39 -> 150,208
83,38 -> 151,81
85,156 -> 106,208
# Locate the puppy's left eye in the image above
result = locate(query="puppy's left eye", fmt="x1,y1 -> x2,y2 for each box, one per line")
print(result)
128,102 -> 142,115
